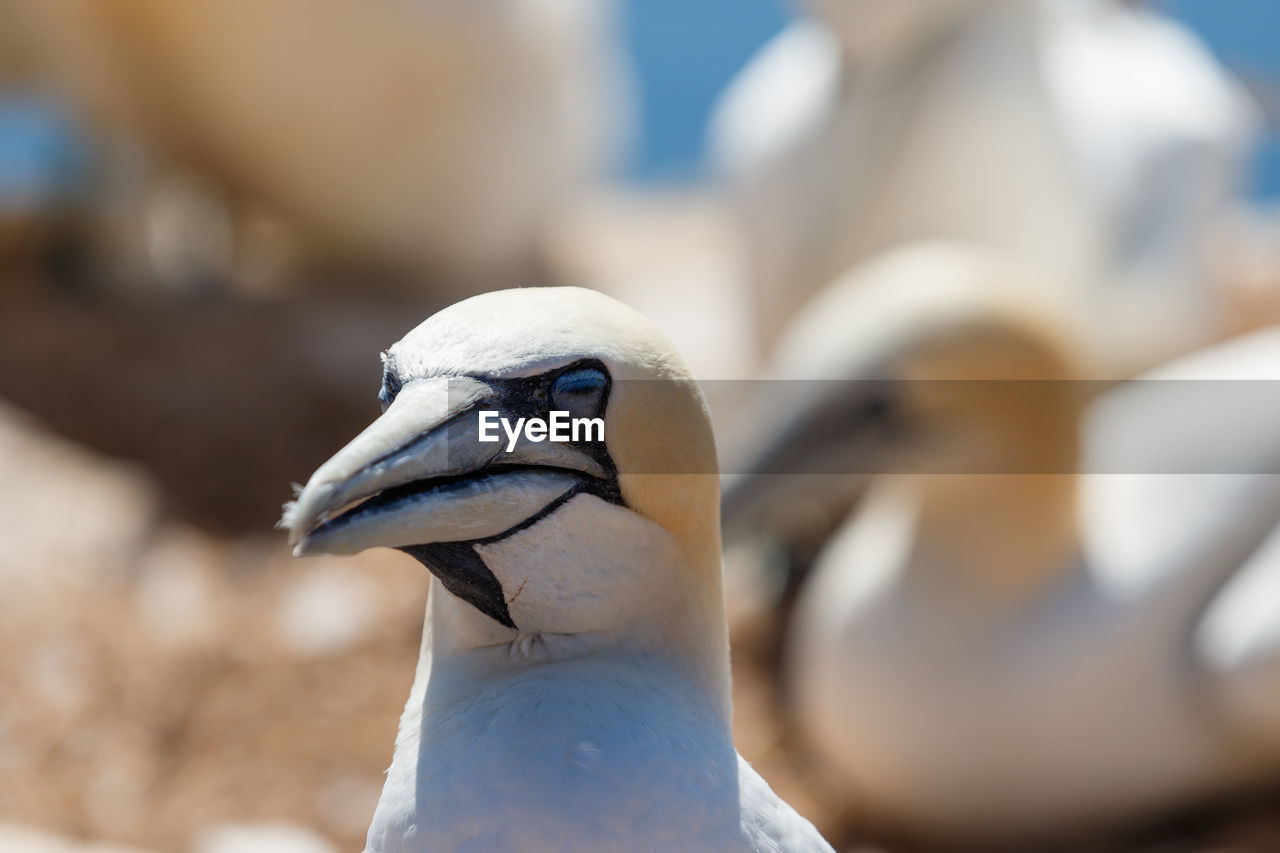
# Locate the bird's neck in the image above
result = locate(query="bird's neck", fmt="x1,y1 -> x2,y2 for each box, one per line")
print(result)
842,0 -> 1041,79
372,611 -> 735,851
417,498 -> 733,726
405,580 -> 732,741
903,473 -> 1081,614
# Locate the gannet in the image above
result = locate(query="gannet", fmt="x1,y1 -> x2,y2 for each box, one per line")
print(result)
284,287 -> 834,853
722,243 -> 1280,841
708,0 -> 1258,372
18,0 -> 629,288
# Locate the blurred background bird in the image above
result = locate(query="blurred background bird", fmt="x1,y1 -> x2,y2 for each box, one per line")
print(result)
2,0 -> 629,295
721,242 -> 1280,845
709,0 -> 1263,375
1,0 -> 1279,850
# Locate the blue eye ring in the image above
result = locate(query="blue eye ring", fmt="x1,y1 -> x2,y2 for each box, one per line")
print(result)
552,366 -> 608,397
550,363 -> 610,420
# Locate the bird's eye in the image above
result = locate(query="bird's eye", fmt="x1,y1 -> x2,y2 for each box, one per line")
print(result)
551,365 -> 608,420
857,385 -> 895,425
378,369 -> 402,413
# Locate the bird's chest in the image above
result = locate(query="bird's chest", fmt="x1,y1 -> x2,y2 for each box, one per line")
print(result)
366,666 -> 744,853
793,579 -> 1212,826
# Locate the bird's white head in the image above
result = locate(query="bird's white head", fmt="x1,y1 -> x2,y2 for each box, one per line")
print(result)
284,287 -> 727,702
723,243 -> 1084,596
800,0 -> 996,68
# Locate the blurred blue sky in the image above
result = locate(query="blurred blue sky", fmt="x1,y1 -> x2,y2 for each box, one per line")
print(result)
0,94 -> 88,211
622,0 -> 1280,199
620,0 -> 789,182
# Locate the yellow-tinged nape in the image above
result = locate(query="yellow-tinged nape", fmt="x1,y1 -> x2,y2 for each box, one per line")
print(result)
771,243 -> 1089,598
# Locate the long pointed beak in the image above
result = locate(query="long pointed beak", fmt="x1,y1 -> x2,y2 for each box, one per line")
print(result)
721,381 -> 897,542
285,376 -> 606,557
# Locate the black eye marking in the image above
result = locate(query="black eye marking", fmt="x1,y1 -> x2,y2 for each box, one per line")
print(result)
853,383 -> 896,428
378,356 -> 403,413
751,381 -> 901,476
550,364 -> 609,420
476,358 -> 617,485
475,358 -> 613,426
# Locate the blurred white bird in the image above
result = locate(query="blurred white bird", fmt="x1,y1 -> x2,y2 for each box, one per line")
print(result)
722,243 -> 1280,841
709,0 -> 1259,373
17,0 -> 629,290
284,288 -> 834,853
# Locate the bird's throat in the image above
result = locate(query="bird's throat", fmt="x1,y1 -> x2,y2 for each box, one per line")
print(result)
402,541 -> 515,629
